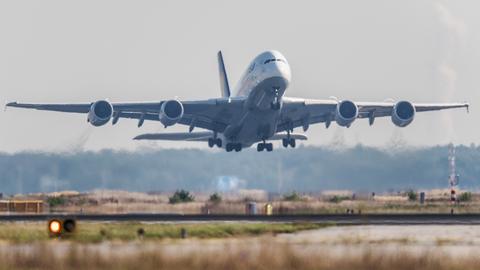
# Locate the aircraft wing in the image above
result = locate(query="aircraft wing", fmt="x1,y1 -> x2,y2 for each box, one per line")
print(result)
277,97 -> 469,132
6,98 -> 245,133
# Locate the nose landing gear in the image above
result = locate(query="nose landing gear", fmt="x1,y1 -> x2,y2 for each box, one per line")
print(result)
270,88 -> 281,110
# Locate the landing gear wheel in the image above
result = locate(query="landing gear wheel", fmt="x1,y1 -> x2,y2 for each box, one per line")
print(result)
215,138 -> 222,148
282,137 -> 296,148
289,139 -> 296,148
234,144 -> 242,152
265,143 -> 273,152
257,142 -> 273,152
208,138 -> 215,148
226,143 -> 241,152
257,143 -> 265,152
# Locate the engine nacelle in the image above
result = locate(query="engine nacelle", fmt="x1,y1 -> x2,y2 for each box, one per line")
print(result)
159,100 -> 184,127
87,100 -> 113,127
391,101 -> 415,127
335,100 -> 358,127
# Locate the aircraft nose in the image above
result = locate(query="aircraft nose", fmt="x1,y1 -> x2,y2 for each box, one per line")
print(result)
276,61 -> 291,83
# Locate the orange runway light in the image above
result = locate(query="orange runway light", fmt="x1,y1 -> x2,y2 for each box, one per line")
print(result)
48,219 -> 62,234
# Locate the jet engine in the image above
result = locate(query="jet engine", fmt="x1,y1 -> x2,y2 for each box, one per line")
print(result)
335,100 -> 358,127
159,100 -> 184,127
391,101 -> 415,127
87,100 -> 113,126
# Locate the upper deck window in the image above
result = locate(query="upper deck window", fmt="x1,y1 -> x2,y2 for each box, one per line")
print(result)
263,58 -> 286,64
248,62 -> 256,73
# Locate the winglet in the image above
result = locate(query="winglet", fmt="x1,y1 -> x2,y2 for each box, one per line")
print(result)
133,134 -> 146,140
5,101 -> 16,111
217,51 -> 231,98
465,102 -> 470,113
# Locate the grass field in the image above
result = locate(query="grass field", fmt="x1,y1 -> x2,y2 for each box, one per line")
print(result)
0,242 -> 478,270
0,222 -> 328,243
0,223 -> 478,269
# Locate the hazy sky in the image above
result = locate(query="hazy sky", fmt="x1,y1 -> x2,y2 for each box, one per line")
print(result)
0,0 -> 479,153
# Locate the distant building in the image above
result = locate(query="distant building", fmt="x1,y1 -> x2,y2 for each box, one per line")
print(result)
0,200 -> 44,213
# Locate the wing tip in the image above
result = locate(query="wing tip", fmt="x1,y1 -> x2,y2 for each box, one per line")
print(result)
133,134 -> 145,140
133,133 -> 158,140
4,101 -> 17,111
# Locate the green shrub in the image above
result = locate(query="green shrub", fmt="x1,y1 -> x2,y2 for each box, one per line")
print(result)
283,192 -> 302,201
329,195 -> 350,203
47,196 -> 66,207
459,192 -> 472,202
169,190 -> 194,204
406,190 -> 418,201
209,193 -> 222,204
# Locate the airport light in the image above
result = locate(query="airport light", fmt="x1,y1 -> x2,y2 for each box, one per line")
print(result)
63,219 -> 76,233
48,219 -> 62,234
48,218 -> 76,237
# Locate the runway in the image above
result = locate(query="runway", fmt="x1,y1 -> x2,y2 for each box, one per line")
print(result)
1,213 -> 480,225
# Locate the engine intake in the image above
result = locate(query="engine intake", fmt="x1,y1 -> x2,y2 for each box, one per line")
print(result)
159,100 -> 184,127
88,100 -> 113,127
391,101 -> 415,127
335,100 -> 358,127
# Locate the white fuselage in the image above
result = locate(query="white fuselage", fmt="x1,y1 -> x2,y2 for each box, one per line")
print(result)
220,50 -> 292,147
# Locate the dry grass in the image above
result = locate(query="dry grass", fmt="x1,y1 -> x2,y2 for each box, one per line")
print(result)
26,189 -> 480,214
271,200 -> 480,214
52,198 -> 480,215
0,242 -> 477,270
0,221 -> 478,269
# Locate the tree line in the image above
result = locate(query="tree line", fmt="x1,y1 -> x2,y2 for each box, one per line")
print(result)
0,145 -> 478,194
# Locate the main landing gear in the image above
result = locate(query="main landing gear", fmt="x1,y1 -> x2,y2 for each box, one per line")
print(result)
282,138 -> 296,148
226,143 -> 242,152
257,141 -> 273,152
208,138 -> 222,148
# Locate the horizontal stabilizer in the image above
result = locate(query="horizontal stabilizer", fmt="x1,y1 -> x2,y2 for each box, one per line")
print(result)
134,131 -> 213,141
270,133 -> 308,141
134,132 -> 307,142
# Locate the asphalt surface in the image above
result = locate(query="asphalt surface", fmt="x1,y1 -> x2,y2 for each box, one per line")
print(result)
1,213 -> 480,225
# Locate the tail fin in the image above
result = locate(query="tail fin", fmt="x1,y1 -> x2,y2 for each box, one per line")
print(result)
217,51 -> 231,98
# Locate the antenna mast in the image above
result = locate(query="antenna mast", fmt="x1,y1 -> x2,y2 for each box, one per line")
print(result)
448,144 -> 459,203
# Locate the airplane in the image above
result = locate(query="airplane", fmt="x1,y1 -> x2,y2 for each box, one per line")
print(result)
6,50 -> 469,152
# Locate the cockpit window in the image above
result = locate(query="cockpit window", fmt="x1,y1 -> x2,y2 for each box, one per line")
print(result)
248,62 -> 256,73
264,58 -> 286,64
